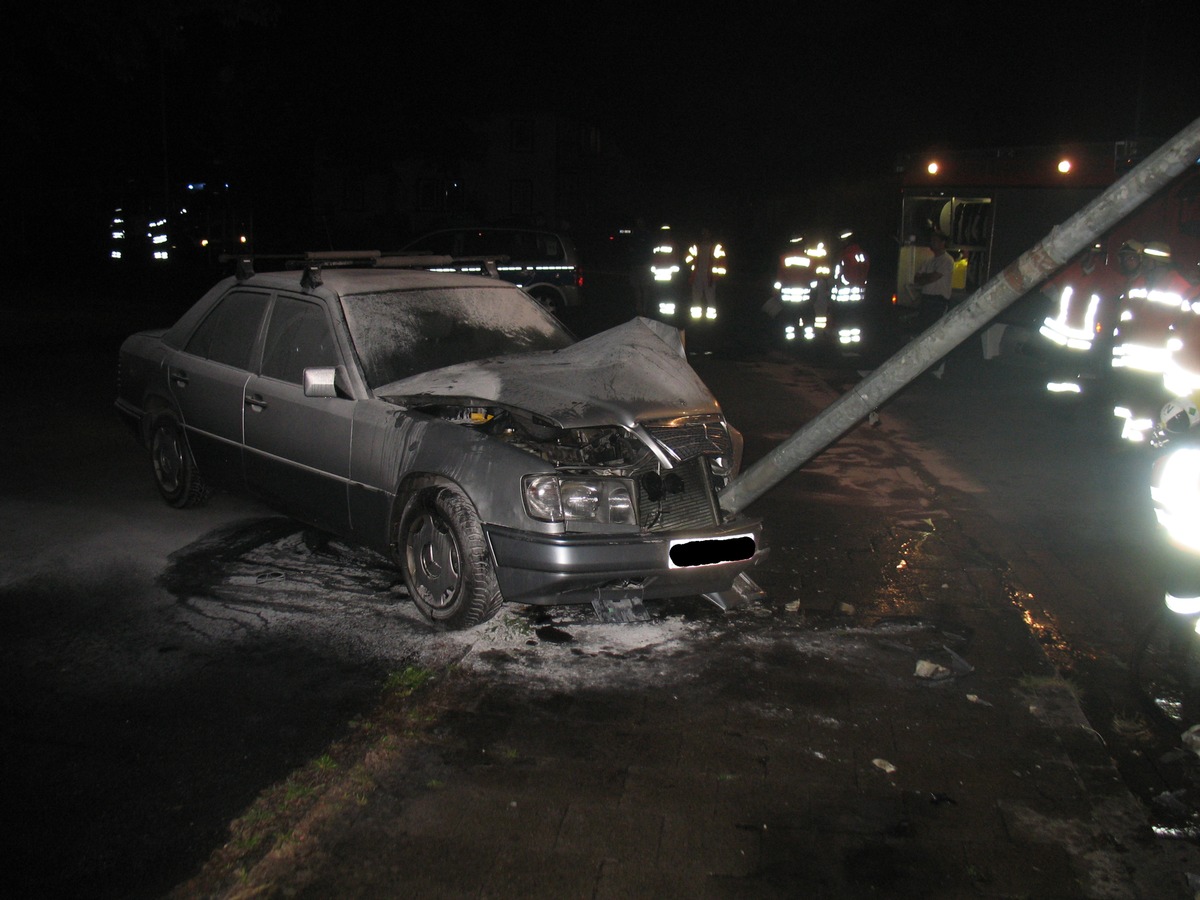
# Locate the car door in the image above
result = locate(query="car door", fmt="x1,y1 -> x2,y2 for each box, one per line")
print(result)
242,293 -> 354,534
168,287 -> 271,490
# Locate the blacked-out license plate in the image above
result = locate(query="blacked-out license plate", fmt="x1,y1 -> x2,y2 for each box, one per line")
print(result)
668,534 -> 756,568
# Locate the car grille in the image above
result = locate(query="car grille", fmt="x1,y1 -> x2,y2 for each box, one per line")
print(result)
636,416 -> 731,532
643,415 -> 732,463
638,456 -> 719,532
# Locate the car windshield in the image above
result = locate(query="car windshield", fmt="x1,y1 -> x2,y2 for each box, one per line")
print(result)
341,286 -> 574,390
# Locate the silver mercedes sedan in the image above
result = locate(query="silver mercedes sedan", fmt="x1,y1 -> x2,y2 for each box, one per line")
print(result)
116,258 -> 766,629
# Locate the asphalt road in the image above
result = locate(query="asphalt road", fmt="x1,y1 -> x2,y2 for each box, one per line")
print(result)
2,274 -> 1193,897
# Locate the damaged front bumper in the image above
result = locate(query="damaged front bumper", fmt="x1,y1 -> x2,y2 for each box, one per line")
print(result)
485,517 -> 768,608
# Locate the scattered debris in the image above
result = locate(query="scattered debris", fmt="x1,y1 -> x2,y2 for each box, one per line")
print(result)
591,593 -> 649,624
914,659 -> 953,680
872,758 -> 897,774
966,694 -> 993,707
941,644 -> 974,675
1183,724 -> 1200,758
702,571 -> 766,611
837,602 -> 856,616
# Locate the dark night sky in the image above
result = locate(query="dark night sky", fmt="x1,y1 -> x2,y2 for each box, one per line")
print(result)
8,1 -> 1200,262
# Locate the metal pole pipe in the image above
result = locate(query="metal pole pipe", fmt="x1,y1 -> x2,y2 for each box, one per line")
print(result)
720,116 -> 1200,515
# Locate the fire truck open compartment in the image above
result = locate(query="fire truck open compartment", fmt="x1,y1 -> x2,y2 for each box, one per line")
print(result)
893,143 -> 1138,316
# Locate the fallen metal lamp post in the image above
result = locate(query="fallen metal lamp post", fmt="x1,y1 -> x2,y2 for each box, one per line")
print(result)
719,115 -> 1200,516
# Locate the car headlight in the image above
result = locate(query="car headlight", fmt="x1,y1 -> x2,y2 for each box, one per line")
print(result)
523,475 -> 637,525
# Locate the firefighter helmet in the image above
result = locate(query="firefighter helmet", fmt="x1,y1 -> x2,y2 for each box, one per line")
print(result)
1161,396 -> 1200,433
1118,240 -> 1144,276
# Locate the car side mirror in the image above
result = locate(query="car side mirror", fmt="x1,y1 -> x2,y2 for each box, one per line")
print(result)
303,366 -> 349,398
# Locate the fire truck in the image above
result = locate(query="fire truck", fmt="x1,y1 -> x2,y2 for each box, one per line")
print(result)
892,141 -> 1139,346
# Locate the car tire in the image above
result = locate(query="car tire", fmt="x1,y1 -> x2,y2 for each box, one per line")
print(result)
400,486 -> 503,629
149,414 -> 211,508
528,288 -> 562,317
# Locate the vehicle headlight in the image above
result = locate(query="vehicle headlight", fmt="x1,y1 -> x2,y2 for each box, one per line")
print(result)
608,485 -> 634,521
523,475 -> 637,525
561,481 -> 600,518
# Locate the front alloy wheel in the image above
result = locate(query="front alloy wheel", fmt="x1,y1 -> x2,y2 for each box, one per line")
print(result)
400,487 -> 502,629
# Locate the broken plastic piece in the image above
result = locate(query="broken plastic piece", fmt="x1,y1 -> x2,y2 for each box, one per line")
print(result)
872,758 -> 897,774
941,644 -> 974,675
702,571 -> 766,611
592,587 -> 649,624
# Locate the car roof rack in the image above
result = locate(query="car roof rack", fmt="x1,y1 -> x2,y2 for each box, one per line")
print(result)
219,250 -> 509,281
220,251 -> 383,278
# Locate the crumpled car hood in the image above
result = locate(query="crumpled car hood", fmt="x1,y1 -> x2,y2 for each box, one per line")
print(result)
378,317 -> 722,427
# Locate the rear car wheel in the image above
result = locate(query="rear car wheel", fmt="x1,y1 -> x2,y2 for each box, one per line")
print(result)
149,414 -> 211,508
400,487 -> 503,629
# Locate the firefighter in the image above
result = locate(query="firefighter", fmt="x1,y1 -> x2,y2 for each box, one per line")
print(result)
686,228 -> 726,323
1111,241 -> 1185,377
1039,242 -> 1126,390
640,224 -> 684,322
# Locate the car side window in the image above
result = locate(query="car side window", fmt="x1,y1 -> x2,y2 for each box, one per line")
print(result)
260,296 -> 339,385
464,229 -> 514,258
535,234 -> 564,262
184,289 -> 270,370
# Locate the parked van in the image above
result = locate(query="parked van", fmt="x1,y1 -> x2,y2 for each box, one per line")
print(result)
401,227 -> 582,315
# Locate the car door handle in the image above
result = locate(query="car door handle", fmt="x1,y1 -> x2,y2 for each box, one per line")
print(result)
245,393 -> 268,411
169,368 -> 189,387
